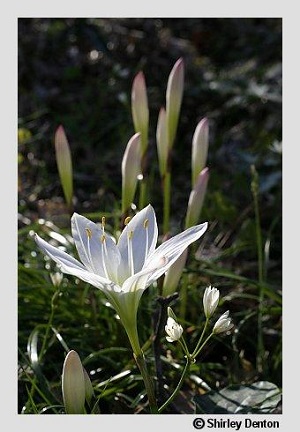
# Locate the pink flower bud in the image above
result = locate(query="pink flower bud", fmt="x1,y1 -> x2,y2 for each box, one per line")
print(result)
191,118 -> 209,187
131,71 -> 149,155
185,167 -> 209,228
156,107 -> 169,176
54,125 -> 73,208
121,133 -> 142,213
62,350 -> 86,414
166,58 -> 184,149
162,249 -> 188,297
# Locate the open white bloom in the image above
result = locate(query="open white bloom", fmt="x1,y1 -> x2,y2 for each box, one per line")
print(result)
35,204 -> 207,353
213,310 -> 234,334
165,317 -> 183,342
203,285 -> 220,319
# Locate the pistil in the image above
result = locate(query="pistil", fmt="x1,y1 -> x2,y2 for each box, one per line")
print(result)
100,217 -> 110,279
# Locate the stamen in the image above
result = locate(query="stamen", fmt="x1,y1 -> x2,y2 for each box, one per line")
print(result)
124,216 -> 131,226
85,228 -> 92,239
128,230 -> 134,276
100,234 -> 110,279
101,216 -> 106,228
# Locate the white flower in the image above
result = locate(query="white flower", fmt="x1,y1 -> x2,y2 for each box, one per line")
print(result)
213,310 -> 234,334
35,204 -> 207,353
165,317 -> 183,342
203,285 -> 219,319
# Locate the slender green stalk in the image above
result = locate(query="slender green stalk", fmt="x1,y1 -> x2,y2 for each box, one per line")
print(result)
158,356 -> 190,413
39,288 -> 59,362
134,352 -> 158,413
192,332 -> 214,359
191,318 -> 209,358
251,165 -> 265,373
121,315 -> 158,413
158,327 -> 213,413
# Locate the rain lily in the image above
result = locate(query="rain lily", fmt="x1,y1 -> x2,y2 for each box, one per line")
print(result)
213,310 -> 234,334
165,317 -> 183,342
203,285 -> 219,319
35,204 -> 207,355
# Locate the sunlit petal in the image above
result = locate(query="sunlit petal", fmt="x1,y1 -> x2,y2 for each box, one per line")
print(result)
71,213 -> 120,281
145,222 -> 208,285
35,233 -> 116,291
118,204 -> 158,279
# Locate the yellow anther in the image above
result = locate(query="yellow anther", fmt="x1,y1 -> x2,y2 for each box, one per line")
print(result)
101,216 -> 106,228
85,228 -> 92,239
124,216 -> 131,226
143,218 -> 149,229
101,234 -> 106,243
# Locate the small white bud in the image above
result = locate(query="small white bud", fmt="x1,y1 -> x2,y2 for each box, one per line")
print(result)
165,317 -> 183,342
203,285 -> 219,319
213,310 -> 234,335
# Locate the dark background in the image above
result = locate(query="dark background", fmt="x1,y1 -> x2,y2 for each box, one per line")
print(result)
18,18 -> 282,228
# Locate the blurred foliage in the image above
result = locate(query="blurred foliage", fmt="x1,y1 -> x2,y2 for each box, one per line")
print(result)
18,18 -> 282,414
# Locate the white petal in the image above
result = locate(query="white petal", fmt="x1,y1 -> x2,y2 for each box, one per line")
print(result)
122,255 -> 168,294
117,205 -> 158,279
71,213 -> 120,281
35,234 -> 118,292
144,222 -> 208,286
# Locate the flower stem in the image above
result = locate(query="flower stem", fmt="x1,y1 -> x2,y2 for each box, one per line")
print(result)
192,332 -> 213,359
158,356 -> 190,413
134,352 -> 158,413
39,288 -> 59,362
191,318 -> 209,358
123,317 -> 158,413
251,165 -> 265,373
